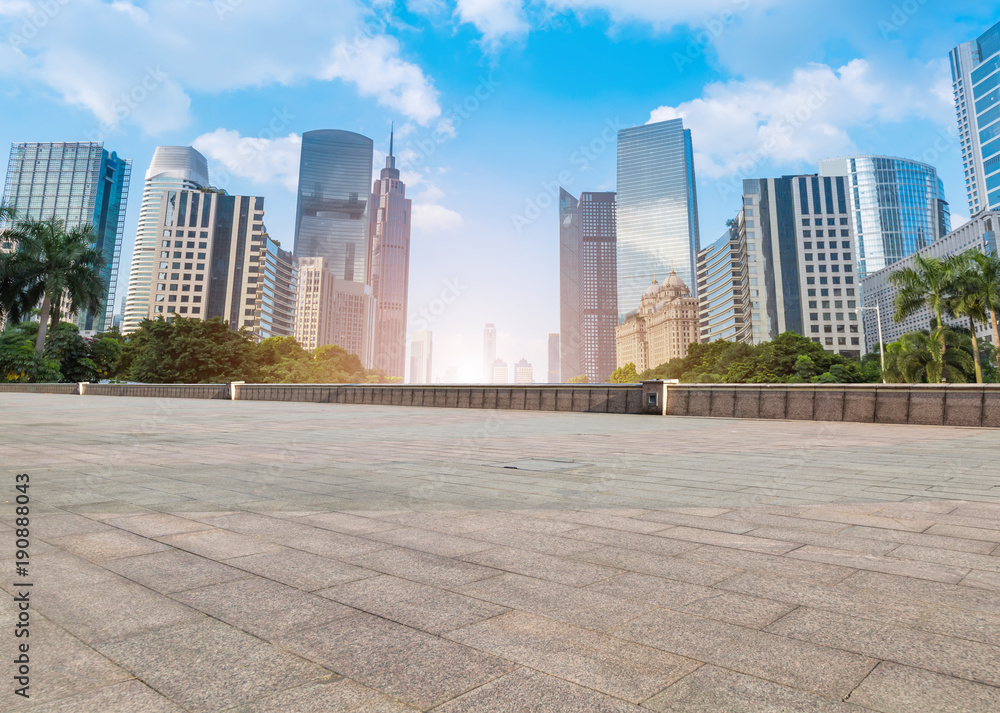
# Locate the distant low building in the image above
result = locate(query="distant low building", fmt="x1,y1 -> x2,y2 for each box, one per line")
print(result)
492,358 -> 508,384
410,331 -> 432,384
861,210 -> 999,350
615,271 -> 699,373
515,358 -> 533,384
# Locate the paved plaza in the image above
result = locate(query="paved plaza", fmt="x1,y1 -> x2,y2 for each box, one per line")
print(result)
2,393 -> 1000,712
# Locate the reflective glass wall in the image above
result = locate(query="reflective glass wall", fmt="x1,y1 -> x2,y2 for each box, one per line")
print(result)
616,118 -> 700,319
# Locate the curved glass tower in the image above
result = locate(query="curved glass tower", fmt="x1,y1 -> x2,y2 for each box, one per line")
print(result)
122,146 -> 209,333
819,156 -> 950,279
293,130 -> 374,284
617,118 -> 700,319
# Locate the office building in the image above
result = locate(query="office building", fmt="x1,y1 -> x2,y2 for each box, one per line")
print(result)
123,147 -> 208,333
515,358 -> 533,384
330,279 -> 376,365
367,130 -> 411,379
410,330 -> 432,384
740,175 -> 862,356
294,130 -> 374,282
294,257 -> 337,351
950,21 -> 1000,213
3,142 -> 131,332
616,271 -> 699,373
861,211 -> 999,349
696,215 -> 754,345
617,118 -> 700,316
492,358 -> 508,384
559,189 -> 618,383
819,156 -> 950,279
548,333 -> 560,383
132,187 -> 296,340
483,323 -> 496,382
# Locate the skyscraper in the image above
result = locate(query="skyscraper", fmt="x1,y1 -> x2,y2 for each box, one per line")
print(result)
741,174 -> 862,357
696,217 -> 753,345
410,330 -> 432,384
548,333 -> 560,383
3,142 -> 131,332
368,129 -> 411,379
559,189 -> 618,383
819,156 -> 950,279
127,186 -> 296,340
950,21 -> 1000,214
294,130 -> 374,283
123,147 -> 208,333
616,118 -> 700,316
483,323 -> 496,382
515,358 -> 533,384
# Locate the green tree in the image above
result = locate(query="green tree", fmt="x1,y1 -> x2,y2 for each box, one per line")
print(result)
967,250 -> 1000,374
609,363 -> 639,383
0,322 -> 62,382
944,252 -> 990,383
885,329 -> 974,384
888,254 -> 958,380
127,317 -> 259,384
567,374 -> 589,384
0,217 -> 105,354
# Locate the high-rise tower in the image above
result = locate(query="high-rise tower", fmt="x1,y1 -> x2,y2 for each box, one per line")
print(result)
616,118 -> 700,317
122,147 -> 207,333
559,189 -> 618,383
950,21 -> 1000,214
3,142 -> 131,332
483,323 -> 496,382
368,127 -> 412,379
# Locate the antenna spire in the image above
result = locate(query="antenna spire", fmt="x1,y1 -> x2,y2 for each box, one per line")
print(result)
389,122 -> 394,159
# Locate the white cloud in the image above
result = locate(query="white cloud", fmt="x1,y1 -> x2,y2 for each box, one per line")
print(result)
0,0 -> 441,133
413,202 -> 464,232
648,58 -> 954,180
455,0 -> 528,44
192,130 -> 302,191
322,34 -> 441,126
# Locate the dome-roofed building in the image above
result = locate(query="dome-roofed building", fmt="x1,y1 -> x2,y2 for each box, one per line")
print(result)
616,271 -> 700,373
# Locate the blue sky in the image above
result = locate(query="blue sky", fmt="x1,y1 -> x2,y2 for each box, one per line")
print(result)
2,0 -> 998,381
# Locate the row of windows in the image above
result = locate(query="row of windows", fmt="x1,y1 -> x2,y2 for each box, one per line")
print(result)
154,306 -> 200,314
802,230 -> 850,238
804,241 -> 850,250
803,218 -> 848,226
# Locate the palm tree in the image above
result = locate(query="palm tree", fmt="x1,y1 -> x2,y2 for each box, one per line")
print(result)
966,250 -> 1000,374
889,254 -> 961,382
889,329 -> 974,384
945,252 -> 990,383
0,218 -> 105,354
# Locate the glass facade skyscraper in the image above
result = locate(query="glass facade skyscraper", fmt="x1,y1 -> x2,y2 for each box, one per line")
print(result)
616,118 -> 700,319
3,142 -> 131,332
819,156 -> 950,279
294,130 -> 374,284
559,188 -> 618,383
123,147 -> 209,333
696,217 -> 753,345
951,21 -> 1000,214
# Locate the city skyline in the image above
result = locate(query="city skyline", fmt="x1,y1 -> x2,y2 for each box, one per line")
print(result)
2,4 -> 999,380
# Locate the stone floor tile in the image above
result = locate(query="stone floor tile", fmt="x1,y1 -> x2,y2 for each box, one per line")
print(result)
846,662 -> 1000,713
961,569 -> 1000,590
570,546 -> 738,586
433,667 -> 642,712
680,545 -> 857,584
157,528 -> 284,559
46,529 -> 170,562
785,545 -> 969,583
106,512 -> 213,538
366,526 -> 496,557
645,664 -> 870,712
560,527 -> 701,557
224,549 -> 372,591
222,677 -> 418,712
613,609 -> 876,699
843,571 -> 1000,615
346,546 -> 500,587
446,611 -> 700,703
768,606 -> 1000,687
455,572 -> 655,631
170,575 -> 356,639
105,549 -> 252,594
465,527 -> 599,556
315,574 -> 508,634
277,612 -> 515,710
97,619 -> 329,713
20,680 -> 188,713
460,546 -> 619,586
835,525 -> 997,555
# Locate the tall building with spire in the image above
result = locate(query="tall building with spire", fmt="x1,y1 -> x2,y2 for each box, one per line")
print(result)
368,127 -> 412,379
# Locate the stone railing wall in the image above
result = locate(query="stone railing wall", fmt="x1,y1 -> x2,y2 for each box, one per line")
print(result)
2,381 -> 998,427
